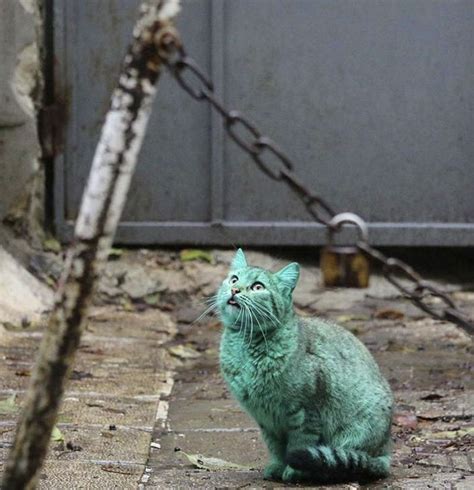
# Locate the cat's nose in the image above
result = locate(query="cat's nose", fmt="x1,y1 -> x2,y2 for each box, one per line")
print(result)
231,287 -> 240,295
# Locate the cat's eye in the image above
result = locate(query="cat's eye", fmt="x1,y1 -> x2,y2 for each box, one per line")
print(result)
251,282 -> 265,291
229,275 -> 238,284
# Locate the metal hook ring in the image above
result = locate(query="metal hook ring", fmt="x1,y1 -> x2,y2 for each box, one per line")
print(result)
327,212 -> 369,243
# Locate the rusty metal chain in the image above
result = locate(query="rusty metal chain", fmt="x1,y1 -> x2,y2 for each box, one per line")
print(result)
159,39 -> 473,337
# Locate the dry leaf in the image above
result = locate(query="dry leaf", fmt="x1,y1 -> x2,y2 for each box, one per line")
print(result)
178,450 -> 255,471
420,393 -> 443,401
180,249 -> 213,263
386,339 -> 415,353
393,412 -> 418,429
336,314 -> 369,323
429,428 -> 474,440
51,426 -> 65,442
168,344 -> 201,360
374,308 -> 404,320
144,293 -> 160,306
15,369 -> 31,377
43,237 -> 62,253
0,394 -> 18,414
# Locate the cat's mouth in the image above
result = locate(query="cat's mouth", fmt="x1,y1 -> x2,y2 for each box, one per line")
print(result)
227,297 -> 241,308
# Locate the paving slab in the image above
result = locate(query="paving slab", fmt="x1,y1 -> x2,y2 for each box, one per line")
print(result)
58,395 -> 159,428
38,460 -> 144,490
0,307 -> 177,489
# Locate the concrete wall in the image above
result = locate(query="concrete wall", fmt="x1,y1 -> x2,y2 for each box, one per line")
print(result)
0,0 -> 43,234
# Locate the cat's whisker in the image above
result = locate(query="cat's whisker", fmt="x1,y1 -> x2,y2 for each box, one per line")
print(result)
202,294 -> 219,305
242,305 -> 250,344
256,302 -> 283,324
245,302 -> 269,350
249,304 -> 268,351
231,307 -> 244,337
252,301 -> 283,329
247,304 -> 255,348
233,307 -> 243,329
237,303 -> 247,340
237,298 -> 251,343
239,297 -> 266,345
193,302 -> 218,324
245,299 -> 280,331
243,303 -> 252,347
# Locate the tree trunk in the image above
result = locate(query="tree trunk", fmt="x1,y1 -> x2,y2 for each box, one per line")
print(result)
1,1 -> 181,488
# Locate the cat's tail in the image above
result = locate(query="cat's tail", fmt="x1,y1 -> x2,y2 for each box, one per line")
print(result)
286,445 -> 390,482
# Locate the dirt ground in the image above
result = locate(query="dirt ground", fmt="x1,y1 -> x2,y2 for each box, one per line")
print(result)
0,248 -> 473,489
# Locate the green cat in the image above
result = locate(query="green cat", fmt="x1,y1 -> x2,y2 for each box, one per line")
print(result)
217,249 -> 393,483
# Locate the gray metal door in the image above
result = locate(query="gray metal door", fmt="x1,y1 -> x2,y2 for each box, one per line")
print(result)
54,0 -> 474,246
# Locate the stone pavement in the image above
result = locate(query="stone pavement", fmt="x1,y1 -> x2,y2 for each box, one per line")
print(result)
0,308 -> 177,489
1,248 -> 473,488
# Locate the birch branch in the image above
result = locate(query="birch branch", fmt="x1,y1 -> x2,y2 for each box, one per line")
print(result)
1,1 -> 181,488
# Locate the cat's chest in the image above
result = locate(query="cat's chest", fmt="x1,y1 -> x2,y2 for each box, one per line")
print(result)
220,341 -> 289,424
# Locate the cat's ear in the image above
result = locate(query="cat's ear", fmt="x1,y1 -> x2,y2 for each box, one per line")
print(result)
231,248 -> 247,270
275,262 -> 300,291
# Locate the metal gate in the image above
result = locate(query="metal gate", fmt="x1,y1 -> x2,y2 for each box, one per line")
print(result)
53,0 -> 474,246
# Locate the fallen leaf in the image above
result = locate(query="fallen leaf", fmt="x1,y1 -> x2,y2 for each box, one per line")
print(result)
80,347 -> 105,355
66,441 -> 83,451
393,412 -> 418,429
107,248 -> 123,260
70,370 -> 93,381
103,407 -> 126,415
178,449 -> 255,471
51,426 -> 65,442
168,344 -> 201,360
429,427 -> 474,440
159,302 -> 175,312
15,369 -> 31,377
385,339 -> 415,353
44,275 -> 57,287
101,464 -> 135,475
43,237 -> 62,253
420,393 -> 444,401
374,308 -> 404,320
121,298 -> 135,312
0,394 -> 18,414
180,249 -> 213,263
336,314 -> 369,323
144,293 -> 160,306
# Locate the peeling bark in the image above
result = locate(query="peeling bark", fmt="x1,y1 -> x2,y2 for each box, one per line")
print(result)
1,1 -> 181,488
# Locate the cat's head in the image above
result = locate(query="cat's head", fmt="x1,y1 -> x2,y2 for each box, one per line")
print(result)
217,249 -> 300,333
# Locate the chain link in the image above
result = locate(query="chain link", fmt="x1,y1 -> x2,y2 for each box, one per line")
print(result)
159,37 -> 473,337
358,242 -> 472,334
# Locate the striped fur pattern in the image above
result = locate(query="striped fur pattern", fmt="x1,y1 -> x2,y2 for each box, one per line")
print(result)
217,249 -> 393,483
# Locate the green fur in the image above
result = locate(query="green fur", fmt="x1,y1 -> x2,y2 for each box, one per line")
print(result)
217,249 -> 393,483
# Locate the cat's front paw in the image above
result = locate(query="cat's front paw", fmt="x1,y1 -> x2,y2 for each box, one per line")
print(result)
263,462 -> 286,481
282,465 -> 308,483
